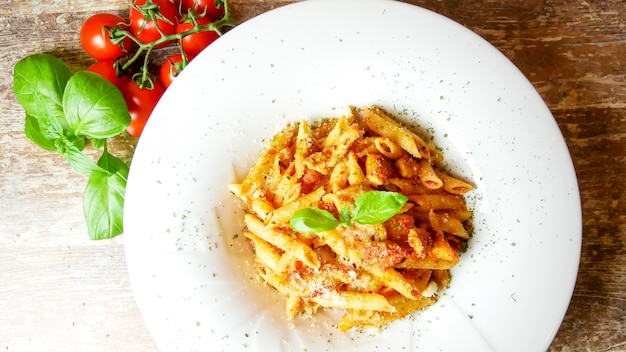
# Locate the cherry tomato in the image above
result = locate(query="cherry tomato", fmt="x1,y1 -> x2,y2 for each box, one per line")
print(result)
181,0 -> 225,21
159,54 -> 193,88
87,60 -> 130,89
129,0 -> 179,48
120,80 -> 165,137
80,13 -> 133,60
176,16 -> 219,57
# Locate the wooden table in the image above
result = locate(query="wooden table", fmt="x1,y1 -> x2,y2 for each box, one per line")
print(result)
1,0 -> 624,350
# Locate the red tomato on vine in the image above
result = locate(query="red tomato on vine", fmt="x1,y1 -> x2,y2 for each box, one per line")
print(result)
129,0 -> 179,48
177,16 -> 219,57
87,60 -> 130,89
159,54 -> 193,88
80,13 -> 133,60
121,80 -> 165,137
181,0 -> 225,21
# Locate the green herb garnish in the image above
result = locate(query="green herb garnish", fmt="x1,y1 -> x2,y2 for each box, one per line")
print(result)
13,53 -> 130,240
289,191 -> 408,234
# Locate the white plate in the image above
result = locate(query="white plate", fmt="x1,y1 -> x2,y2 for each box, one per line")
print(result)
124,0 -> 581,351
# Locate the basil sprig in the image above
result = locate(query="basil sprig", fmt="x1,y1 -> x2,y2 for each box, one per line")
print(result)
13,53 -> 130,240
289,191 -> 408,234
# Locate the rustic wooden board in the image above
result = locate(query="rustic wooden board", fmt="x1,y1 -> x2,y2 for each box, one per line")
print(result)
1,0 -> 624,350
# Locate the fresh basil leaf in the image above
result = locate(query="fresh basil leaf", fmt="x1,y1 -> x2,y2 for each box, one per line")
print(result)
13,54 -> 72,134
96,147 -> 129,180
24,114 -> 57,151
351,191 -> 408,225
83,150 -> 128,240
63,71 -> 130,139
289,208 -> 339,234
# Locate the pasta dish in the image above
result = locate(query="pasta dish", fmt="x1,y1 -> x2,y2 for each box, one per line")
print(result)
229,106 -> 474,331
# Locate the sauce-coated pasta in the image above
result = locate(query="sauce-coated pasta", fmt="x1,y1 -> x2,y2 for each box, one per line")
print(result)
229,106 -> 474,331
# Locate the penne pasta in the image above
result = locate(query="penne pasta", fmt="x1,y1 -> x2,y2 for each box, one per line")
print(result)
346,151 -> 368,186
364,106 -> 430,160
338,294 -> 437,332
438,172 -> 475,195
244,231 -> 282,272
229,106 -> 474,331
364,265 -> 419,300
311,291 -> 396,312
408,193 -> 467,212
428,209 -> 470,239
245,214 -> 320,269
294,120 -> 313,179
266,186 -> 326,226
328,159 -> 350,194
374,137 -> 404,159
418,158 -> 444,190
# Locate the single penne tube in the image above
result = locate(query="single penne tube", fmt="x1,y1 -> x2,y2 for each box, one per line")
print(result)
396,255 -> 459,270
374,136 -> 404,159
394,155 -> 420,178
328,125 -> 362,168
247,196 -> 275,222
430,232 -> 460,264
346,151 -> 368,186
428,210 -> 470,239
245,214 -> 320,269
322,115 -> 350,148
348,270 -> 384,293
238,148 -> 274,197
275,252 -> 299,275
272,163 -> 301,207
438,172 -> 475,194
401,269 -> 433,294
408,193 -> 467,211
431,269 -> 452,289
227,183 -> 243,198
382,293 -> 438,318
365,152 -> 390,186
266,186 -> 326,226
445,209 -> 473,222
407,227 -> 426,257
364,106 -> 425,159
387,178 -> 426,195
244,231 -> 282,272
239,124 -> 297,196
365,265 -> 418,300
328,159 -> 350,194
286,294 -> 303,318
310,291 -> 395,312
257,266 -> 292,296
266,151 -> 283,193
294,120 -> 313,179
418,159 -> 443,190
317,229 -> 349,258
338,294 -> 437,332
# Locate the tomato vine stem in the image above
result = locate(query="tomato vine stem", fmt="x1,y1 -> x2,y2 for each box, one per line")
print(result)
110,0 -> 236,88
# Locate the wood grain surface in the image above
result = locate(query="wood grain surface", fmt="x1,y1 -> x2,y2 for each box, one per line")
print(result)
1,0 -> 625,351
